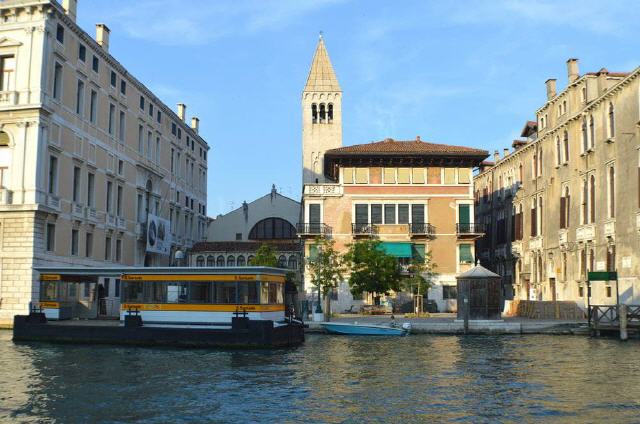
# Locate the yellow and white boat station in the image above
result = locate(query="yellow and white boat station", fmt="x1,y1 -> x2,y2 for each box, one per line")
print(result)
35,267 -> 288,325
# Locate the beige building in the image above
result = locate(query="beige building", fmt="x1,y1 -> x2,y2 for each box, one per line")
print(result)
475,58 -> 640,308
0,0 -> 208,325
299,37 -> 488,313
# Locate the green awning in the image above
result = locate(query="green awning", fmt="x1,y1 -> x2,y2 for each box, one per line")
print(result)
378,242 -> 413,258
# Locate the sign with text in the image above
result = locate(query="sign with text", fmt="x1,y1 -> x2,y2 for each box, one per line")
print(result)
146,214 -> 171,256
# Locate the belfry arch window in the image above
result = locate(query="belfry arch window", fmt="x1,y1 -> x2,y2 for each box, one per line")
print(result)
319,103 -> 326,122
311,103 -> 318,123
328,103 -> 334,122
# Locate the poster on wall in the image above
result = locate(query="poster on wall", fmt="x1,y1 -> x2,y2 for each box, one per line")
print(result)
146,214 -> 171,256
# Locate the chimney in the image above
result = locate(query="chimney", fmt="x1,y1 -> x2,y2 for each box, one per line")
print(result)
416,135 -> 421,142
95,24 -> 110,52
177,103 -> 186,121
545,78 -> 557,100
493,150 -> 500,162
191,117 -> 200,133
503,148 -> 509,158
62,0 -> 77,22
567,58 -> 579,83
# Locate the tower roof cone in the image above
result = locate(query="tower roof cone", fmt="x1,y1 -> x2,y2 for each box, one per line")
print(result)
304,34 -> 341,92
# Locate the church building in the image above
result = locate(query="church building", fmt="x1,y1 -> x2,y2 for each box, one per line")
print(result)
299,36 -> 488,313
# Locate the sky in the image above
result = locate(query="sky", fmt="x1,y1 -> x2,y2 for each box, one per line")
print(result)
76,0 -> 640,216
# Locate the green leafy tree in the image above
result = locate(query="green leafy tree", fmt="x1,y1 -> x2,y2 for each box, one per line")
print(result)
306,237 -> 344,321
249,244 -> 278,267
401,250 -> 438,313
344,239 -> 402,303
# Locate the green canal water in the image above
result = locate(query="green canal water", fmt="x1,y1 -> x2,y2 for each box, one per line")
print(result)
0,331 -> 639,423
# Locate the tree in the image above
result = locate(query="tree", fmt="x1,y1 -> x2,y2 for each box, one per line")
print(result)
401,250 -> 438,314
306,237 -> 344,321
344,239 -> 402,304
249,244 -> 278,267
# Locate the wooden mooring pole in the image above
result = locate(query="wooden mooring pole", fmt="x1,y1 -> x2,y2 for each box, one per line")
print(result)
620,304 -> 628,341
463,297 -> 469,334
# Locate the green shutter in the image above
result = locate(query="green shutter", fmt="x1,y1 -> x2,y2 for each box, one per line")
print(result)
458,204 -> 470,224
459,244 -> 473,263
378,242 -> 412,258
412,244 -> 426,263
309,245 -> 318,260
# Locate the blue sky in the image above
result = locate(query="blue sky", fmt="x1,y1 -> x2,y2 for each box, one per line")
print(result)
77,0 -> 640,216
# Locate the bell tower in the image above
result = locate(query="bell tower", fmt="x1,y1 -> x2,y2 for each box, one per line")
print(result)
302,34 -> 342,185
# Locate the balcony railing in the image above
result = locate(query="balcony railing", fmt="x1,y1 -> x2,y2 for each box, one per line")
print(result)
409,223 -> 435,237
296,223 -> 332,237
352,223 -> 378,236
456,223 -> 485,235
304,184 -> 343,197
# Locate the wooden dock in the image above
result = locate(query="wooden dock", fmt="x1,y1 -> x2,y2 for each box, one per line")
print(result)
589,305 -> 640,339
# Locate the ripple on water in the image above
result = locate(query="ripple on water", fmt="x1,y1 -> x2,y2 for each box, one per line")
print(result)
0,332 -> 640,423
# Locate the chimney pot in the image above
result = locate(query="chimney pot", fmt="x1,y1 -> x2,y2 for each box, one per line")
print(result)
493,150 -> 500,162
177,103 -> 186,121
567,58 -> 579,83
545,78 -> 557,100
95,23 -> 110,52
62,0 -> 77,22
503,148 -> 509,157
191,117 -> 200,133
416,135 -> 421,141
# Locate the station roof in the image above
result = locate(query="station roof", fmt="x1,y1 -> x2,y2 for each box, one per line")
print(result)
34,266 -> 290,278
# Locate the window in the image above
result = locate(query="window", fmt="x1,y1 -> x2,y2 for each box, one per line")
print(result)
589,115 -> 595,148
118,159 -> 124,176
155,137 -> 160,163
53,62 -> 62,100
86,172 -> 95,207
384,204 -> 396,224
582,117 -> 588,152
369,204 -> 382,224
110,70 -> 116,87
563,131 -> 569,163
0,56 -> 14,92
249,217 -> 297,240
444,168 -> 456,184
560,187 -> 570,229
48,155 -> 58,194
89,90 -> 97,123
149,103 -> 154,117
227,255 -> 235,267
171,122 -> 177,135
237,256 -> 246,267
157,111 -> 162,123
459,244 -> 473,263
108,104 -> 115,135
118,111 -> 125,142
458,168 -> 471,184
196,256 -> 205,267
178,128 -> 182,139
116,185 -> 123,217
106,181 -> 113,213
71,229 -> 79,256
355,168 -> 368,184
608,103 -> 615,138
288,256 -> 298,270
115,279 -> 120,297
78,44 -> 86,62
590,174 -> 596,223
139,95 -> 145,110
398,204 -> 409,224
75,79 -> 85,116
46,223 -> 55,251
608,165 -> 615,218
443,285 -> 457,300
555,136 -> 562,166
412,168 -> 425,184
138,125 -> 143,154
120,80 -> 126,95
235,232 -> 242,241
397,168 -> 410,184
72,166 -> 81,203
105,236 -> 111,261
92,55 -> 99,73
412,204 -> 425,224
216,255 -> 225,267
582,178 -> 588,224
384,168 -> 396,184
56,24 -> 64,43
85,232 -> 93,257
530,198 -> 537,236
206,255 -> 214,267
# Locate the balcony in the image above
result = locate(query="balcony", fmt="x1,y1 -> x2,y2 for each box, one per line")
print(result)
297,223 -> 332,238
106,214 -> 116,227
117,217 -> 126,230
603,220 -> 615,238
45,195 -> 60,211
577,224 -> 595,242
0,189 -> 13,205
72,203 -> 84,219
409,223 -> 435,238
304,184 -> 343,197
85,207 -> 98,222
352,223 -> 378,237
456,223 -> 485,239
0,91 -> 18,107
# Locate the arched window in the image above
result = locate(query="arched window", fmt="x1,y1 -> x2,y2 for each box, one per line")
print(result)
196,255 -> 204,267
0,131 -> 9,147
582,117 -> 588,152
249,217 -> 297,240
589,115 -> 595,148
319,103 -> 326,122
206,255 -> 214,266
216,255 -> 225,267
328,103 -> 334,122
582,178 -> 588,224
608,102 -> 615,138
563,131 -> 569,163
248,255 -> 255,265
311,103 -> 318,123
237,255 -> 246,267
288,255 -> 298,270
555,136 -> 561,166
227,255 -> 235,267
278,255 -> 287,268
590,174 -> 596,223
609,165 -> 615,218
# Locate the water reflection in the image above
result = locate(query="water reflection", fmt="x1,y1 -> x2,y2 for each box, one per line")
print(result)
1,332 -> 639,423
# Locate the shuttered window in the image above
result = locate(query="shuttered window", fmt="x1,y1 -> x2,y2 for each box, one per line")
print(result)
412,168 -> 425,184
411,204 -> 425,224
444,168 -> 456,184
383,168 -> 396,184
459,244 -> 473,263
371,204 -> 382,224
355,168 -> 368,184
343,167 -> 354,184
355,204 -> 369,224
458,168 -> 471,184
398,204 -> 409,224
397,168 -> 410,184
384,204 -> 396,224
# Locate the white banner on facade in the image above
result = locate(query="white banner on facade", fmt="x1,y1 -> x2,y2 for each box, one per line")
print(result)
146,214 -> 171,256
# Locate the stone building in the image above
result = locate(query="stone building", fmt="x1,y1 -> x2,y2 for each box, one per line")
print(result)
475,58 -> 640,308
189,186 -> 302,289
299,37 -> 488,313
0,0 -> 208,324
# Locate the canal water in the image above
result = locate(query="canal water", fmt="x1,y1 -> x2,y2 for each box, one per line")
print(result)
1,332 -> 639,423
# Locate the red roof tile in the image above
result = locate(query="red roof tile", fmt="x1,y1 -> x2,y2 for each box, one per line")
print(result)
325,138 -> 488,157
